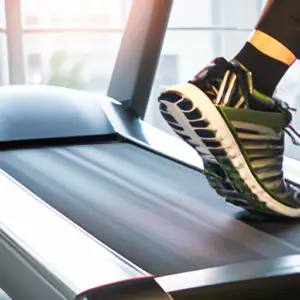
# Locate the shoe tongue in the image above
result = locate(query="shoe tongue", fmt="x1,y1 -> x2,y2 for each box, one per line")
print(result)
213,57 -> 231,73
214,57 -> 230,66
194,57 -> 230,81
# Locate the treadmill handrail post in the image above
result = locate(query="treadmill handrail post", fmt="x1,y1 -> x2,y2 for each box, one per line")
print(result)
107,0 -> 174,120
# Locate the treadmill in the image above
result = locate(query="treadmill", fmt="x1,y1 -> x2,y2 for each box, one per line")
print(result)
1,0 -> 300,299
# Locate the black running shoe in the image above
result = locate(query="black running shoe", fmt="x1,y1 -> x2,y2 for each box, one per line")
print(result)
158,57 -> 300,217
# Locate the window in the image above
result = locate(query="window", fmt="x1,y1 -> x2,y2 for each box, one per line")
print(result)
21,0 -> 131,28
20,0 -> 132,92
23,32 -> 124,92
168,0 -> 213,28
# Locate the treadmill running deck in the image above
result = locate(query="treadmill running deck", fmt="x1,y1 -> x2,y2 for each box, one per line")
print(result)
0,142 -> 299,276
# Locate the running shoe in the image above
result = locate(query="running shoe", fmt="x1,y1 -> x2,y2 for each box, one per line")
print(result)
158,57 -> 300,217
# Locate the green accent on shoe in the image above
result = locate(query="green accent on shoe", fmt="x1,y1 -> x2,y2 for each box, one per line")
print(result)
252,89 -> 273,103
219,106 -> 289,133
216,105 -> 284,201
203,169 -> 221,179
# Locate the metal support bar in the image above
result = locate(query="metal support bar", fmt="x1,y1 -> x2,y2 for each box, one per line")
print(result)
107,0 -> 173,119
5,0 -> 25,84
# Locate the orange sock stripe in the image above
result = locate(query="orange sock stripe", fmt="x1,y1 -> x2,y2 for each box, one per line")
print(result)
249,30 -> 296,66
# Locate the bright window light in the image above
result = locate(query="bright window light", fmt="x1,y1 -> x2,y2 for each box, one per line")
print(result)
22,0 -> 130,28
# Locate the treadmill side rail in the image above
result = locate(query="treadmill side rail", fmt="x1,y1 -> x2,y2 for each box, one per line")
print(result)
0,170 -> 148,300
156,255 -> 300,300
76,277 -> 171,300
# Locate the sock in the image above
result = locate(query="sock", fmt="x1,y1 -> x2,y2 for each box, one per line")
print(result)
234,42 -> 289,97
233,0 -> 300,97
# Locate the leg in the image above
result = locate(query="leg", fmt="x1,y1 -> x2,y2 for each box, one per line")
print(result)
158,0 -> 300,217
255,0 -> 274,27
235,0 -> 297,96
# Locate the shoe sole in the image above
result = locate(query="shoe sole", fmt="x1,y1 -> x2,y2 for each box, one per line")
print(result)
159,83 -> 300,218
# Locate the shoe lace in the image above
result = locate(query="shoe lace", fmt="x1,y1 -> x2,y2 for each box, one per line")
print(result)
262,99 -> 300,198
229,62 -> 300,147
285,124 -> 300,146
272,99 -> 300,146
249,96 -> 300,197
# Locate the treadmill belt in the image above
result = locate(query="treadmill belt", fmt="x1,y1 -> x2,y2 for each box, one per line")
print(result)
0,142 -> 299,276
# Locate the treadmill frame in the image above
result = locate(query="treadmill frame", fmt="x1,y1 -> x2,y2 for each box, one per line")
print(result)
2,1 -> 300,299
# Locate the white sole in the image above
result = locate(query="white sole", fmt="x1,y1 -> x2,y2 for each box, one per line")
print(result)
160,83 -> 300,217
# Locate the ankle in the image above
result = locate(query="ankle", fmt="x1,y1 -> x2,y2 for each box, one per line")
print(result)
234,42 -> 289,97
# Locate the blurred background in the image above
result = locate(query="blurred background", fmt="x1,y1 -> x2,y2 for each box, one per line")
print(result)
1,0 -> 300,159
1,1 -> 300,298
0,1 -> 300,160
